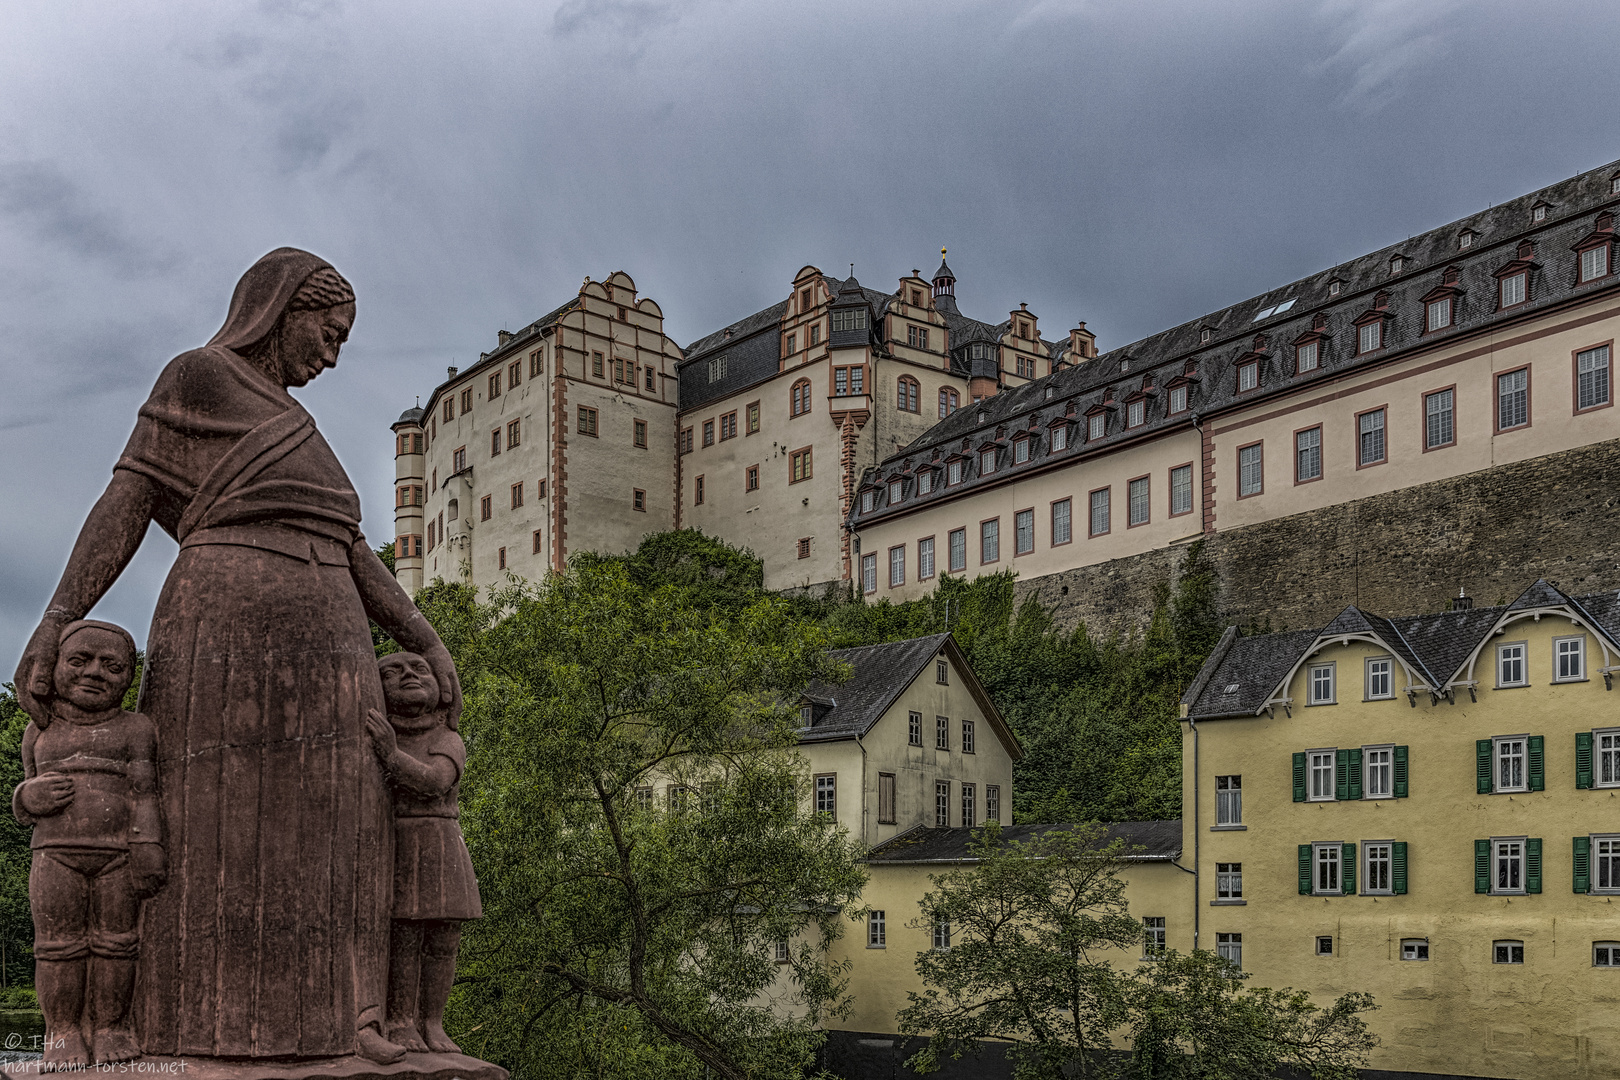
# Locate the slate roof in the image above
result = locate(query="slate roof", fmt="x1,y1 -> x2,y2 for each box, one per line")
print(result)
852,158 -> 1620,529
417,296 -> 580,418
1182,579 -> 1620,719
865,819 -> 1183,864
797,634 -> 952,743
394,406 -> 425,426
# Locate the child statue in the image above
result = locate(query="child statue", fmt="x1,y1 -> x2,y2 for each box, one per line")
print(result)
367,652 -> 483,1055
13,620 -> 164,1066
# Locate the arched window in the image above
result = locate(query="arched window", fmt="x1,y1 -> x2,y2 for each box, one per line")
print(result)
791,378 -> 812,417
898,376 -> 920,413
938,388 -> 960,418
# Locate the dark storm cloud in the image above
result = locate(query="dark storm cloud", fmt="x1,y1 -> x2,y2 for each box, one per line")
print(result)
0,0 -> 1616,666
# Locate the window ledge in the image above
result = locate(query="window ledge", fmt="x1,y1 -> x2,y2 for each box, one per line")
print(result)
1552,678 -> 1591,685
866,944 -> 887,950
1209,899 -> 1247,906
1209,825 -> 1247,832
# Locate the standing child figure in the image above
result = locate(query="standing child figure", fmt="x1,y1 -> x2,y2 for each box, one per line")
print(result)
13,620 -> 164,1066
368,652 -> 482,1055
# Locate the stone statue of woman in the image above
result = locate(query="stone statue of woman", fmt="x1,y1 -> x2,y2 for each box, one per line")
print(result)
14,248 -> 464,1066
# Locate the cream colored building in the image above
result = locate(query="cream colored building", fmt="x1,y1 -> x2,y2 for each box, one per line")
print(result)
391,272 -> 684,592
850,161 -> 1620,603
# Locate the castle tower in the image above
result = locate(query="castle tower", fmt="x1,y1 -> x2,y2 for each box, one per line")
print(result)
391,406 -> 426,594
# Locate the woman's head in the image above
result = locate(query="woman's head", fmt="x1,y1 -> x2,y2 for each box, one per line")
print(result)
211,250 -> 356,388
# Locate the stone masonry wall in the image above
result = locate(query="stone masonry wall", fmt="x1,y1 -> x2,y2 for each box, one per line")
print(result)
1017,438 -> 1620,635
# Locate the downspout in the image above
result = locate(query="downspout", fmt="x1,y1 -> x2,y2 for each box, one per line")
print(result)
1189,715 -> 1200,951
856,732 -> 870,846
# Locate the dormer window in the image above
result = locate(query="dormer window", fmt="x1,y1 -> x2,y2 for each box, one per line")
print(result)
917,469 -> 934,495
1168,384 -> 1189,413
1296,341 -> 1319,373
1088,413 -> 1106,441
888,480 -> 903,504
1201,328 -> 1212,345
979,448 -> 996,475
1612,175 -> 1620,195
1328,280 -> 1341,297
1358,321 -> 1382,354
860,490 -> 876,513
947,459 -> 964,485
1051,424 -> 1069,451
707,355 -> 726,382
1127,399 -> 1145,427
831,308 -> 867,332
1237,361 -> 1258,392
1390,255 -> 1405,275
1426,297 -> 1453,331
1532,202 -> 1548,223
1580,242 -> 1611,283
1500,271 -> 1527,308
1460,230 -> 1475,250
1013,437 -> 1031,464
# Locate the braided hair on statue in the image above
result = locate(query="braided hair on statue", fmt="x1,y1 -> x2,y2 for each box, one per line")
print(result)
287,266 -> 356,312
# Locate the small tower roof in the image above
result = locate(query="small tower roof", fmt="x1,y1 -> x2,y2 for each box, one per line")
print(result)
934,256 -> 955,282
394,405 -> 425,426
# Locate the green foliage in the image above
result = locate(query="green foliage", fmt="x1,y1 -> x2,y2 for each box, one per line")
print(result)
436,560 -> 868,1080
1127,949 -> 1378,1079
577,529 -> 765,614
0,688 -> 31,988
0,985 -> 36,1009
897,822 -> 1142,1079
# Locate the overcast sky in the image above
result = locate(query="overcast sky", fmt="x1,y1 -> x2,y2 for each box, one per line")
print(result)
1,0 -> 1616,664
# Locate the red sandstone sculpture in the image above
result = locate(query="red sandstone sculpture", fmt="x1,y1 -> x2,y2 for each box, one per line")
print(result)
13,249 -> 503,1078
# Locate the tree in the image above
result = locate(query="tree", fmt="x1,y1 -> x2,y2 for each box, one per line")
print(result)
438,561 -> 869,1080
897,822 -> 1142,1079
1127,949 -> 1377,1079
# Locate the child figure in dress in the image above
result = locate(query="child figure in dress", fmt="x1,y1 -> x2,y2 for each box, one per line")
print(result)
13,620 -> 164,1066
368,652 -> 482,1055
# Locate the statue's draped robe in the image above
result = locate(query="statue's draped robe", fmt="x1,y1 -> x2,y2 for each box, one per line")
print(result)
117,251 -> 389,1058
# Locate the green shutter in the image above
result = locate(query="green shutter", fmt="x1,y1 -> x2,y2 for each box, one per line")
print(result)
1393,745 -> 1409,798
1528,736 -> 1545,792
1299,844 -> 1312,895
1341,842 -> 1357,895
1293,752 -> 1307,803
1392,841 -> 1408,895
1347,748 -> 1363,800
1475,839 -> 1491,893
1577,732 -> 1594,790
1526,837 -> 1542,894
1476,739 -> 1494,794
1574,836 -> 1591,894
1335,748 -> 1350,801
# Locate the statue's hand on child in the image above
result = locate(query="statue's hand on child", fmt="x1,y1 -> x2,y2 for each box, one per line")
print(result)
130,843 -> 167,898
17,774 -> 75,817
366,709 -> 399,762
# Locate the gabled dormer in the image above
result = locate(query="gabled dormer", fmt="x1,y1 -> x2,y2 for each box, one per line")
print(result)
1571,211 -> 1616,286
1493,240 -> 1538,311
829,274 -> 874,350
1291,311 -> 1332,373
1419,265 -> 1465,334
1352,291 -> 1393,355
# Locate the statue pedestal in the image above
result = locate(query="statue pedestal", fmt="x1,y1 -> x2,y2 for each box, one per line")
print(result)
0,1052 -> 507,1080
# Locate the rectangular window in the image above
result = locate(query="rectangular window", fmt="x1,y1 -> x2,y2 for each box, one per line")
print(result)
578,407 -> 598,437
877,773 -> 896,825
1495,839 -> 1525,894
860,490 -> 875,514
1127,399 -> 1145,427
861,553 -> 876,594
1128,476 -> 1150,526
935,782 -> 950,827
888,480 -> 903,505
1594,942 -> 1620,966
693,477 -> 706,506
510,482 -> 524,510
1402,939 -> 1430,961
810,323 -> 820,346
1595,836 -> 1620,892
917,470 -> 934,495
1577,345 -> 1611,411
937,660 -> 948,684
1216,862 -> 1242,899
979,448 -> 996,475
919,536 -> 936,579
702,420 -> 715,447
949,528 -> 967,572
490,428 -> 502,457
1170,464 -> 1193,515
1358,321 -> 1382,354
480,495 -> 492,521
497,546 -> 505,570
1500,272 -> 1527,308
1089,488 -> 1110,535
680,428 -> 693,454
962,719 -> 975,754
831,309 -> 867,333
947,459 -> 964,485
745,465 -> 759,492
936,716 -> 949,751
632,489 -> 645,512
592,352 -> 605,378
1238,363 -> 1258,392
645,366 -> 656,391
785,333 -> 796,355
1314,844 -> 1341,894
868,910 -> 886,947
889,545 -> 905,588
981,518 -> 999,563
1357,408 -> 1386,466
505,418 -> 520,449
1142,917 -> 1166,957
961,784 -> 975,828
1364,746 -> 1392,797
1238,443 -> 1263,496
1427,298 -> 1452,331
797,537 -> 810,559
532,529 -> 542,554
909,712 -> 922,746
1015,509 -> 1034,555
1052,498 -> 1072,544
444,398 -> 455,422
508,360 -> 522,388
814,775 -> 836,816
1216,933 -> 1242,968
1494,940 -> 1525,964
986,785 -> 1000,822
790,447 -> 812,482
1316,936 -> 1334,957
1424,388 -> 1454,449
633,419 -> 648,448
1169,384 -> 1188,413
1599,730 -> 1620,786
1088,413 -> 1105,441
1582,245 -> 1610,283
1365,658 -> 1393,700
1051,424 -> 1069,451
461,387 -> 473,413
1013,438 -> 1030,464
1215,775 -> 1241,825
1495,737 -> 1528,791
1498,368 -> 1529,429
488,372 -> 502,398
1296,341 -> 1319,372
1556,636 -> 1585,681
720,412 -> 737,440
1497,643 -> 1527,688
1309,750 -> 1336,801
932,917 -> 951,951
1295,426 -> 1321,482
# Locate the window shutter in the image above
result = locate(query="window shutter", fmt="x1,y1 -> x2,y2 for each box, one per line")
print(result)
1393,745 -> 1409,798
1335,748 -> 1350,801
1529,736 -> 1545,792
1476,739 -> 1493,794
1577,731 -> 1594,790
1574,836 -> 1591,894
1293,752 -> 1307,803
1347,748 -> 1363,800
1298,845 -> 1312,895
1392,841 -> 1408,895
1474,839 -> 1491,893
1526,837 -> 1542,894
1341,843 -> 1357,895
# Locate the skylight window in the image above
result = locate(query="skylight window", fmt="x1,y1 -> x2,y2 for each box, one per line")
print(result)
1252,298 -> 1295,322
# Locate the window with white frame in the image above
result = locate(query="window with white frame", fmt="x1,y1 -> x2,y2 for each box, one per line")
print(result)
1013,438 -> 1030,464
1169,385 -> 1188,412
1498,368 -> 1529,429
962,719 -> 975,755
1595,835 -> 1620,892
1216,932 -> 1242,968
1495,737 -> 1528,791
935,781 -> 950,827
1051,425 -> 1069,451
1015,509 -> 1034,555
1309,663 -> 1335,705
919,537 -> 935,580
947,459 -> 964,485
1358,409 -> 1386,465
1497,643 -> 1527,687
909,711 -> 922,746
814,775 -> 836,815
1089,488 -> 1110,535
1296,426 -> 1321,482
1364,746 -> 1393,797
960,783 -> 975,827
860,490 -> 876,514
1127,399 -> 1145,427
1595,942 -> 1620,967
1128,477 -> 1150,526
1143,917 -> 1166,957
936,715 -> 949,751
1237,362 -> 1258,392
981,519 -> 999,562
949,528 -> 966,572
1358,321 -> 1382,354
986,785 -> 1000,822
1425,388 -> 1454,448
1239,443 -> 1263,496
980,449 -> 996,475
1308,750 -> 1336,801
1578,345 -> 1611,410
868,910 -> 886,947
1427,297 -> 1453,331
1364,841 -> 1393,893
1170,465 -> 1193,516
1581,245 -> 1610,283
1053,498 -> 1072,544
775,939 -> 790,962
888,480 -> 903,504
1365,657 -> 1393,700
889,546 -> 905,588
1402,939 -> 1430,961
1314,844 -> 1341,894
1296,341 -> 1319,373
1216,775 -> 1242,825
1599,730 -> 1620,787
1555,636 -> 1585,681
1493,940 -> 1524,965
1216,862 -> 1242,899
1088,413 -> 1106,441
861,553 -> 877,595
917,470 -> 933,495
932,917 -> 951,951
1494,838 -> 1525,893
1500,272 -> 1527,308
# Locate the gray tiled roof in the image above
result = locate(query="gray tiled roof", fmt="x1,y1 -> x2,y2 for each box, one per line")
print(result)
416,296 -> 581,417
1183,579 -> 1620,718
865,819 -> 1183,864
797,634 -> 951,743
852,159 -> 1620,529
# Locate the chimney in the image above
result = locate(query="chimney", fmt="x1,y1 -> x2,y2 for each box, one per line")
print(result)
1452,587 -> 1474,611
497,330 -> 513,346
447,366 -> 458,378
